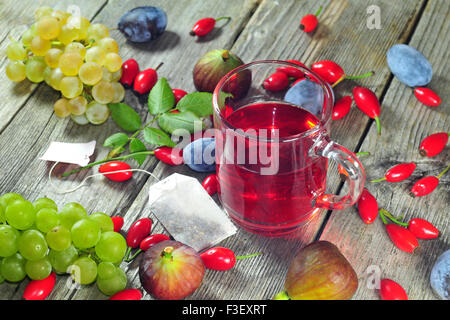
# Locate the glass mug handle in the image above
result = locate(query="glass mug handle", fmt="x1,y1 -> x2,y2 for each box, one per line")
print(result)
310,136 -> 365,210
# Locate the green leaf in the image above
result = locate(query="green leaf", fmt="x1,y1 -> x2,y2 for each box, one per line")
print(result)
143,127 -> 175,147
157,111 -> 203,134
108,103 -> 142,132
148,78 -> 175,115
103,133 -> 129,149
176,92 -> 214,117
129,138 -> 147,165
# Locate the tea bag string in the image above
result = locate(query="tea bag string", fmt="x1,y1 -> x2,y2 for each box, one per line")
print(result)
48,161 -> 160,195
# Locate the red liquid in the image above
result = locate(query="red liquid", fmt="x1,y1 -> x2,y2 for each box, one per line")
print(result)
216,102 -> 327,236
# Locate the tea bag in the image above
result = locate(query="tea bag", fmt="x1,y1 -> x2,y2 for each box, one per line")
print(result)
148,173 -> 237,252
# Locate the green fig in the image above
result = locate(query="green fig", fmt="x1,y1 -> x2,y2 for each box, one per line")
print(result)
193,49 -> 250,98
139,240 -> 205,300
274,241 -> 358,300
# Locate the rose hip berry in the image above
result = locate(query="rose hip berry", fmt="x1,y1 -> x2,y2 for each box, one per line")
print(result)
352,86 -> 382,135
172,89 -> 188,105
299,7 -> 322,32
200,247 -> 262,271
202,174 -> 218,195
276,60 -> 306,79
263,72 -> 290,91
126,218 -> 152,248
99,161 -> 133,182
410,164 -> 450,197
312,60 -> 374,87
357,188 -> 378,224
379,279 -> 408,300
190,17 -> 231,37
133,62 -> 163,95
371,162 -> 416,183
120,59 -> 140,87
408,218 -> 439,239
419,132 -> 449,157
332,96 -> 352,120
154,147 -> 184,165
111,216 -> 124,232
109,289 -> 142,300
379,209 -> 419,253
23,272 -> 56,300
414,87 -> 441,107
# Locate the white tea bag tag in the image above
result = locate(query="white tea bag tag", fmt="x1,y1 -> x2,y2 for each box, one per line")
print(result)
148,173 -> 237,252
39,141 -> 96,166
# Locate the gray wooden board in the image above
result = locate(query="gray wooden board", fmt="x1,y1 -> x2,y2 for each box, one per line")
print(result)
320,0 -> 449,300
0,0 -> 443,300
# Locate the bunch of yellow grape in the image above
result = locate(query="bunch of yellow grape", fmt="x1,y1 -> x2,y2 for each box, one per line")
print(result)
5,6 -> 125,125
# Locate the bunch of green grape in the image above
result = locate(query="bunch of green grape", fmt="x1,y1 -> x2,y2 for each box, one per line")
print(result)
0,192 -> 128,297
5,6 -> 125,126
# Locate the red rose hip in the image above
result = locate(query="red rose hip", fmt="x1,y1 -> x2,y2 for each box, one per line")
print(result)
414,87 -> 441,107
120,59 -> 140,87
419,132 -> 449,157
379,279 -> 408,300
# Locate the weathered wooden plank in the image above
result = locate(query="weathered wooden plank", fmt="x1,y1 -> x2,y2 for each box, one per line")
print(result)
320,0 -> 449,300
120,0 -> 428,300
0,0 -> 261,300
0,0 -> 107,133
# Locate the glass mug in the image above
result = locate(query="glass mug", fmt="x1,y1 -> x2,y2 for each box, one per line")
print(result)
212,60 -> 365,236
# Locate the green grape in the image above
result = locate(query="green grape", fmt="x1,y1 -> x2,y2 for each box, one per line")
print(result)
59,76 -> 83,99
45,68 -> 64,90
48,245 -> 78,274
21,28 -> 36,46
97,37 -> 119,54
104,53 -> 122,73
6,40 -> 27,61
59,52 -> 83,76
33,197 -> 58,212
85,46 -> 106,65
0,225 -> 20,257
97,262 -> 116,280
96,266 -> 127,296
101,67 -> 112,81
53,98 -> 71,118
35,208 -> 59,233
0,192 -> 24,210
25,256 -> 52,280
88,213 -> 114,232
25,56 -> 47,83
5,61 -> 26,82
44,48 -> 63,68
65,42 -> 87,58
85,101 -> 110,125
68,96 -> 87,116
0,205 -> 4,224
5,199 -> 35,230
111,68 -> 122,82
87,23 -> 109,43
0,266 -> 4,284
69,256 -> 97,285
18,230 -> 48,261
58,202 -> 87,229
111,82 -> 125,103
37,16 -> 60,40
92,80 -> 114,104
66,16 -> 90,40
0,253 -> 26,282
78,62 -> 103,86
35,6 -> 53,21
71,114 -> 89,126
71,218 -> 101,249
95,231 -> 126,264
58,24 -> 78,45
46,225 -> 71,251
30,36 -> 51,56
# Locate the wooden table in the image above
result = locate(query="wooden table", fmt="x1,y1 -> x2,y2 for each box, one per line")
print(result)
0,0 -> 448,300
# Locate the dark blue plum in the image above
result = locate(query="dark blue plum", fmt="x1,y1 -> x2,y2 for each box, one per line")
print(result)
386,44 -> 432,87
183,138 -> 216,173
430,249 -> 450,300
284,79 -> 324,116
118,7 -> 167,42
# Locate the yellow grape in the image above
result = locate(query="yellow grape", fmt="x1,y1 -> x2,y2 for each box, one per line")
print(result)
35,6 -> 53,22
54,98 -> 71,118
92,80 -> 114,104
85,101 -> 110,125
87,23 -> 109,43
65,42 -> 86,58
30,36 -> 51,56
68,96 -> 88,115
46,68 -> 64,90
6,40 -> 27,61
98,37 -> 119,54
21,28 -> 36,46
6,61 -> 26,82
60,76 -> 83,99
25,56 -> 47,83
37,16 -> 60,40
59,52 -> 83,76
85,46 -> 106,65
51,10 -> 70,26
104,53 -> 122,72
78,62 -> 103,85
44,48 -> 63,68
111,82 -> 125,103
111,68 -> 123,82
58,24 -> 78,45
66,16 -> 90,40
101,67 -> 112,81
